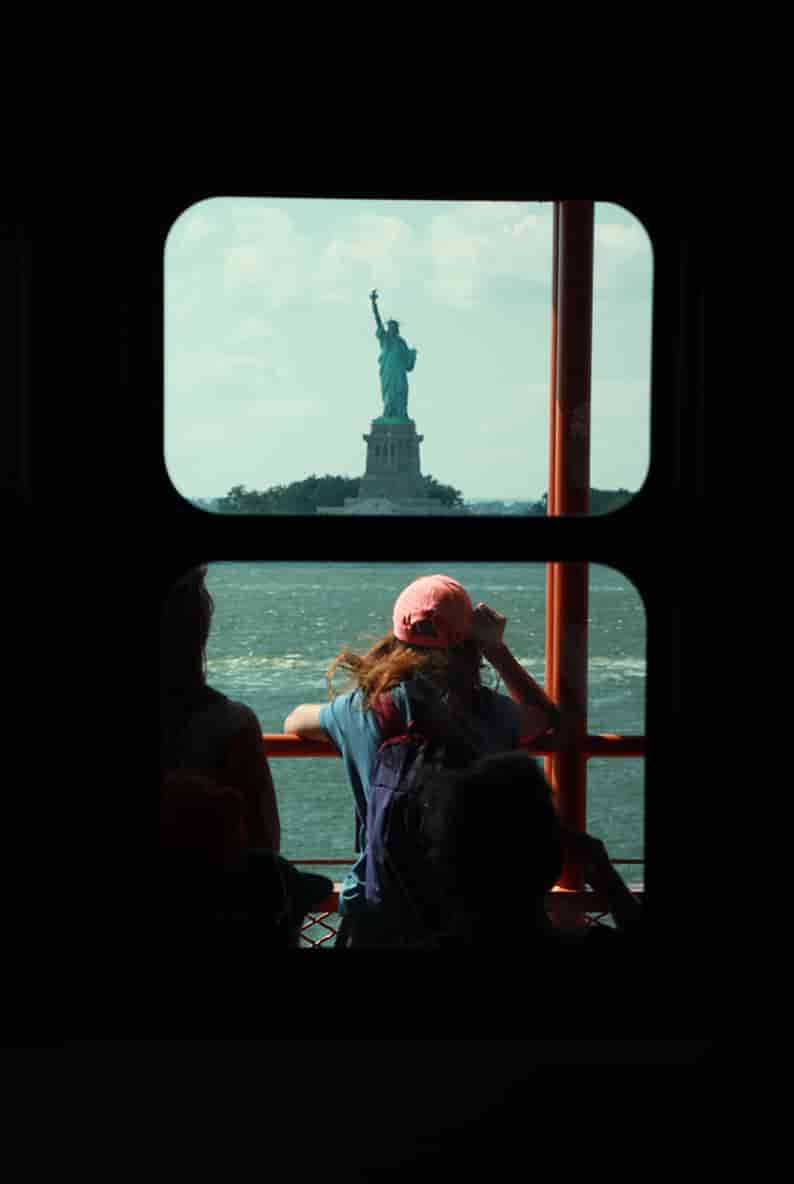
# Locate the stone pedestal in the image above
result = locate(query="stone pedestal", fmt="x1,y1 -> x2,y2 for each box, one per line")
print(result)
317,414 -> 470,516
357,418 -> 425,501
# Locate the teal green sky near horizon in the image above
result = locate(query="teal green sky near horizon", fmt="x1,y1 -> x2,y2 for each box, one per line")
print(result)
164,199 -> 652,503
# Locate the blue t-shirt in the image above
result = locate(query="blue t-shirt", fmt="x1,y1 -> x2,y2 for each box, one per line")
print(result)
319,683 -> 521,914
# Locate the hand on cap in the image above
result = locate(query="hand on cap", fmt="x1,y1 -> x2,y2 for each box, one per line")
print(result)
470,603 -> 507,649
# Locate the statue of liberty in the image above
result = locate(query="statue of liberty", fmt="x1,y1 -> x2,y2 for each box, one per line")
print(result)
370,289 -> 417,421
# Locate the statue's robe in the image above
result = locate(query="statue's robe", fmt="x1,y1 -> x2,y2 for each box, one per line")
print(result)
376,327 -> 416,419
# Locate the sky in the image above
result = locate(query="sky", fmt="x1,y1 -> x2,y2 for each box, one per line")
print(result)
164,198 -> 652,504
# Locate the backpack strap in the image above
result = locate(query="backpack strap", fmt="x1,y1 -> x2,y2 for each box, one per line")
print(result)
371,690 -> 406,742
352,691 -> 407,851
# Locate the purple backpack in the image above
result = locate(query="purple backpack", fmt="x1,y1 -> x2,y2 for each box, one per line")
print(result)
362,681 -> 479,942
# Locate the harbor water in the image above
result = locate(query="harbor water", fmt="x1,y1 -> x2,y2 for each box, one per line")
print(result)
203,562 -> 645,887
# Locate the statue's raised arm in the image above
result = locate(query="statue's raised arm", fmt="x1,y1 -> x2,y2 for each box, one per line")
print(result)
370,289 -> 384,334
369,289 -> 416,421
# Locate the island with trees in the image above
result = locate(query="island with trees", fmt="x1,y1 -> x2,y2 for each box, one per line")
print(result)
206,473 -> 464,515
191,479 -> 634,517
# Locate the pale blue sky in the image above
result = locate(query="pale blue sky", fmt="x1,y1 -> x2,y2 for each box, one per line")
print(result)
164,198 -> 652,503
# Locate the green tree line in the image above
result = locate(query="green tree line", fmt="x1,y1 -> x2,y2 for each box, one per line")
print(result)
536,488 -> 634,514
214,473 -> 464,515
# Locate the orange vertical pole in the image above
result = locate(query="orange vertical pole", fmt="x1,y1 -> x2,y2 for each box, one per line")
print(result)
552,200 -> 594,891
544,201 -> 560,794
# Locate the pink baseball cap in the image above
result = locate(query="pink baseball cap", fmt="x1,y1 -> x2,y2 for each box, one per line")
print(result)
392,574 -> 473,648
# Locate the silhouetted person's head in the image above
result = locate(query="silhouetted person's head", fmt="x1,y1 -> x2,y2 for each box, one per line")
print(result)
160,564 -> 214,694
423,751 -> 563,928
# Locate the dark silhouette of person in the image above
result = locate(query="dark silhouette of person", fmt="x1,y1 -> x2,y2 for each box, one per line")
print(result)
160,564 -> 330,942
421,750 -> 642,946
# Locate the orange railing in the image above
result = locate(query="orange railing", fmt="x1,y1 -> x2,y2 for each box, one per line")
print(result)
265,734 -> 645,759
266,733 -> 645,947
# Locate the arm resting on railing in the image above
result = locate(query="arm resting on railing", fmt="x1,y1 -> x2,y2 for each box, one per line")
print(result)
282,704 -> 328,743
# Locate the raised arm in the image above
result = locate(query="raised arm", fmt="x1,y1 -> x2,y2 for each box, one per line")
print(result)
283,703 -> 328,742
470,603 -> 561,739
370,289 -> 384,333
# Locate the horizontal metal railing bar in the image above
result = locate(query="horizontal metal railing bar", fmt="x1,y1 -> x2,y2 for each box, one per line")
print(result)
266,733 -> 645,930
289,858 -> 356,865
266,733 -> 646,758
288,857 -> 644,865
299,883 -> 644,919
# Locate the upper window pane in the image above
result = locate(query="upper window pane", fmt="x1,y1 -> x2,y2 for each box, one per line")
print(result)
164,198 -> 651,516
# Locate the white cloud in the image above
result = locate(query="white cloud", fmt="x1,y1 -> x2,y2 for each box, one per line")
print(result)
245,397 -> 319,420
328,213 -> 413,262
422,203 -> 650,305
177,420 -> 230,446
221,206 -> 313,307
224,316 -> 275,346
595,222 -> 647,252
228,204 -> 301,240
425,203 -> 553,308
224,244 -> 262,285
591,379 -> 651,413
166,342 -> 287,392
181,211 -> 215,243
593,213 -> 653,294
226,352 -> 274,373
316,214 -> 419,305
171,198 -> 651,318
166,203 -> 218,248
447,202 -> 533,229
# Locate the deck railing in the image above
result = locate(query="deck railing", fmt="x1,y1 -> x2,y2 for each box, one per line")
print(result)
266,733 -> 645,948
266,733 -> 645,759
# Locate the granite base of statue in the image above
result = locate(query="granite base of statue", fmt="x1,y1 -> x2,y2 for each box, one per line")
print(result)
319,415 -> 467,516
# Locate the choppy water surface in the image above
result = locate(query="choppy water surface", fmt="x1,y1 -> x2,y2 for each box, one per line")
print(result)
203,562 -> 645,880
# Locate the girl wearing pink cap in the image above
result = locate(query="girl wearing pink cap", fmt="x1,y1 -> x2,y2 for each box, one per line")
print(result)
284,574 -> 560,943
